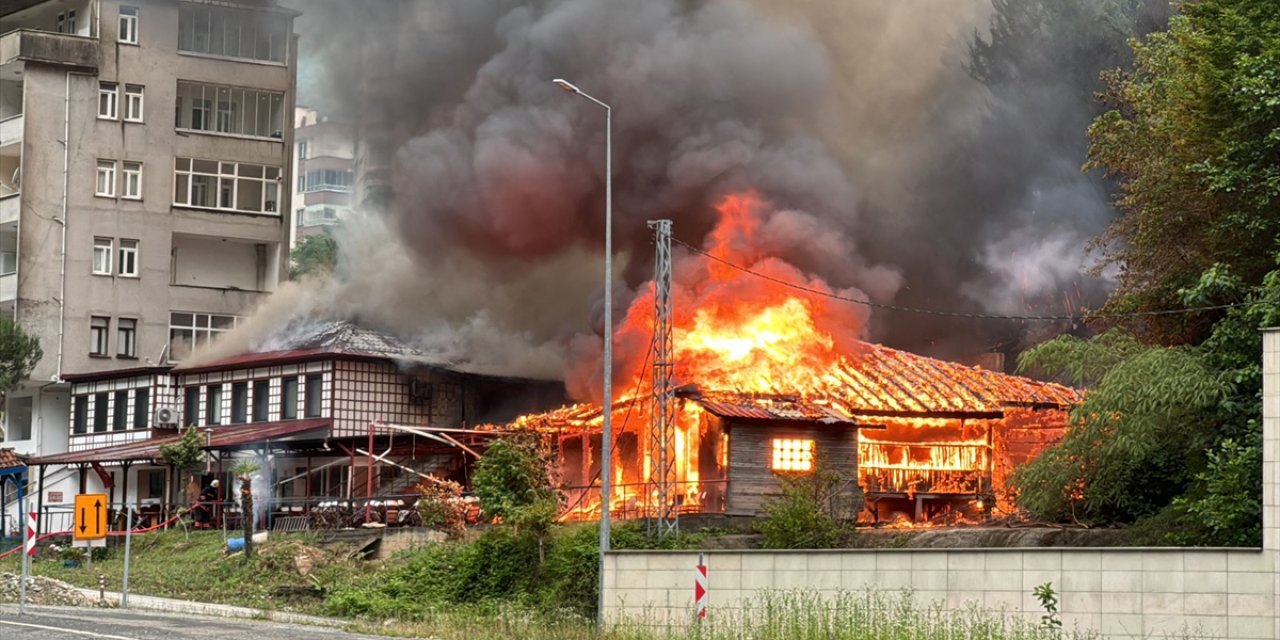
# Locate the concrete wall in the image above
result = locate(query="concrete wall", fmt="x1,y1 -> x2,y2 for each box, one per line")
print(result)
602,329 -> 1280,639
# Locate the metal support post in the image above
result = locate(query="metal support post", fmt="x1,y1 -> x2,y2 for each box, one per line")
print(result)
647,219 -> 678,537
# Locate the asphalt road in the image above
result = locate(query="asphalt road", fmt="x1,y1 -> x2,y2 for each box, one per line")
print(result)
0,605 -> 388,639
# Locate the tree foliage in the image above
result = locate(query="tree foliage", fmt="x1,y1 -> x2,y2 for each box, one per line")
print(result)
755,453 -> 857,549
472,438 -> 562,561
0,317 -> 41,396
290,232 -> 338,280
160,426 -> 206,506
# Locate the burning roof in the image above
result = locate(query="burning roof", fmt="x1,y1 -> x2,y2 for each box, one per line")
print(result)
176,321 -> 450,374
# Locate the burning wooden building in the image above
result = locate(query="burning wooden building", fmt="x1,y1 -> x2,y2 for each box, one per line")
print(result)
503,340 -> 1078,524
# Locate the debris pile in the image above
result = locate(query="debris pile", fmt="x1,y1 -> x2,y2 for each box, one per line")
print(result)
0,572 -> 95,606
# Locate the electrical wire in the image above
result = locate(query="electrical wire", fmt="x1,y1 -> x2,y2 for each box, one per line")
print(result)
672,237 -> 1277,322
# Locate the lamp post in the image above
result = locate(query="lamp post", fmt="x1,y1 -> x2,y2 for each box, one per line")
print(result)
553,77 -> 612,621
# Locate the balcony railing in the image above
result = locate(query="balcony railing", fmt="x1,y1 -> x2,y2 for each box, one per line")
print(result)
0,29 -> 98,70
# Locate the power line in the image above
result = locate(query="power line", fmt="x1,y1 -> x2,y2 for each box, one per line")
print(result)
672,237 -> 1275,322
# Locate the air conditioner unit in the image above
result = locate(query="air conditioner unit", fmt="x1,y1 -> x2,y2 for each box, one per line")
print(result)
153,404 -> 181,426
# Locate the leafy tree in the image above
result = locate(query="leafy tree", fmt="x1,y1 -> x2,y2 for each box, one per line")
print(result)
0,317 -> 41,403
471,438 -> 562,562
232,458 -> 260,559
159,426 -> 205,509
755,453 -> 856,549
290,232 -> 338,280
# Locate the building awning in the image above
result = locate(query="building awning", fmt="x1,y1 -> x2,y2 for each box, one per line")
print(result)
27,419 -> 333,465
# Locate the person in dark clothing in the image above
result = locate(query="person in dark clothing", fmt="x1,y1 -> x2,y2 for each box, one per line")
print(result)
192,479 -> 219,529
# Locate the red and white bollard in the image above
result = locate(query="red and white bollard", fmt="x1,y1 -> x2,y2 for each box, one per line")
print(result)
25,511 -> 36,557
694,553 -> 708,620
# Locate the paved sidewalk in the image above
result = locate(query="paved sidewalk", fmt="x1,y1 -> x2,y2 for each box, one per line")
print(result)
72,587 -> 345,627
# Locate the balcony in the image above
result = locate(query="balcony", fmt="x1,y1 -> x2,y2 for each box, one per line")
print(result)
0,194 -> 16,225
0,271 -> 15,302
0,29 -> 98,71
0,114 -> 18,144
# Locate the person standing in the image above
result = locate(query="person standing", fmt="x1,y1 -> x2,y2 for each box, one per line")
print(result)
192,479 -> 219,529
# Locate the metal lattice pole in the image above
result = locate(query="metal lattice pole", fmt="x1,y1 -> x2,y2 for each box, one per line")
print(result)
647,219 -> 678,537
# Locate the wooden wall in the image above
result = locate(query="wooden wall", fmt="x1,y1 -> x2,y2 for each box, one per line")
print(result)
724,418 -> 859,517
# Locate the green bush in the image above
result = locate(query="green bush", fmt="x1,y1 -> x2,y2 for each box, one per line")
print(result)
755,454 -> 852,549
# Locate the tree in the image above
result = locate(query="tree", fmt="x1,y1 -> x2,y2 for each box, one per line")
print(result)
159,426 -> 205,514
471,438 -> 561,563
0,317 -> 42,401
290,232 -> 338,280
754,453 -> 856,549
232,459 -> 260,559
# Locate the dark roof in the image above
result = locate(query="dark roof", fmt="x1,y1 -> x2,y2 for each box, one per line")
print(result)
176,321 -> 450,374
28,419 -> 332,465
0,448 -> 24,469
62,366 -> 172,383
690,394 -> 860,428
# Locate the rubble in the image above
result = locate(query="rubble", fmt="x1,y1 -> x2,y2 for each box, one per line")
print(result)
0,572 -> 106,607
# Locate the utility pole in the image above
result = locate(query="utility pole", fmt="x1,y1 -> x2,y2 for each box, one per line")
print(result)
647,219 -> 678,538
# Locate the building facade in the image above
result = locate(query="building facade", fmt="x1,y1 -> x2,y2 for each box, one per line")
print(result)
290,106 -> 353,247
0,0 -> 299,490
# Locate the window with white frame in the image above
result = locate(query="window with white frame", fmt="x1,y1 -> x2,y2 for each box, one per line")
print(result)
302,169 -> 353,193
122,161 -> 142,199
118,239 -> 138,277
90,316 -> 110,356
168,312 -> 239,361
124,85 -> 144,122
96,160 -> 117,197
173,158 -> 280,214
178,4 -> 288,64
118,6 -> 138,44
117,318 -> 137,358
175,82 -> 285,138
297,140 -> 309,160
92,238 -> 113,275
56,10 -> 76,34
98,83 -> 118,120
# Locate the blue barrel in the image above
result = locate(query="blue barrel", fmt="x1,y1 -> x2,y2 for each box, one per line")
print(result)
226,537 -> 245,552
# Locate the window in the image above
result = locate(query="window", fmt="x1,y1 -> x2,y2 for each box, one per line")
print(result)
230,381 -> 248,424
92,238 -> 113,275
96,160 -> 117,197
5,397 -> 32,441
175,82 -> 285,138
253,380 -> 270,422
118,6 -> 138,44
93,393 -> 108,433
57,10 -> 77,34
184,386 -> 200,425
206,385 -> 223,425
173,158 -> 280,213
178,4 -> 288,63
281,377 -> 298,420
73,396 -> 88,434
134,388 -> 149,429
302,169 -> 353,193
122,162 -> 142,199
90,316 -> 110,356
169,312 -> 239,361
98,83 -> 118,120
112,390 -> 128,432
118,239 -> 139,277
117,318 -> 137,357
771,438 -> 814,472
304,374 -> 322,418
124,85 -> 144,122
297,140 -> 309,160
140,469 -> 166,499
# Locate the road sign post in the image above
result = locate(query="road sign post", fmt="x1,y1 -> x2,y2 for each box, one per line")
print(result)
122,506 -> 133,608
73,493 -> 108,546
695,553 -> 708,620
19,504 -> 34,614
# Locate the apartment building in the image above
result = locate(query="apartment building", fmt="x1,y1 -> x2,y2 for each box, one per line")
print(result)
290,106 -> 352,247
0,0 -> 299,481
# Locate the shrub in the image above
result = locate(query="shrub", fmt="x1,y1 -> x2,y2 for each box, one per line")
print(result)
755,453 -> 853,549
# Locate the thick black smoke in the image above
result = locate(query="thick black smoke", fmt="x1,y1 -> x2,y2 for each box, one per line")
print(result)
289,0 -> 1170,375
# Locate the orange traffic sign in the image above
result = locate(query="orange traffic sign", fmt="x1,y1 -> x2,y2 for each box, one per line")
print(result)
74,493 -> 108,540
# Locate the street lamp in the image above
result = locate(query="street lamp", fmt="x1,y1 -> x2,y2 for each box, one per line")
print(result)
553,77 -> 613,617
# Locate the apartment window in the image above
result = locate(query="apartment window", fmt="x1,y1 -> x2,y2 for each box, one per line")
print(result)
175,82 -> 285,138
92,238 -> 113,275
771,438 -> 814,472
122,162 -> 142,199
304,374 -> 322,418
281,377 -> 298,420
5,397 -> 33,441
117,318 -> 137,358
133,388 -> 149,429
183,386 -> 200,426
124,85 -> 144,122
99,83 -> 118,120
230,381 -> 248,424
302,169 -> 353,193
297,140 -> 309,160
57,10 -> 77,34
73,395 -> 88,434
168,312 -> 239,361
90,316 -> 110,356
93,393 -> 108,433
206,385 -> 223,425
118,239 -> 139,277
96,160 -> 117,197
118,7 -> 138,44
252,380 -> 270,422
178,4 -> 288,63
112,390 -> 128,432
173,158 -> 280,213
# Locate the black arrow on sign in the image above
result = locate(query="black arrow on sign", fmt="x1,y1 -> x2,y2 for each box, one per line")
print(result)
95,499 -> 103,533
79,507 -> 87,534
